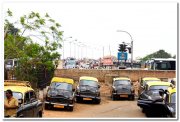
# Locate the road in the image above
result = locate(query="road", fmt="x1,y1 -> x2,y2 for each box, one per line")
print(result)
43,83 -> 146,118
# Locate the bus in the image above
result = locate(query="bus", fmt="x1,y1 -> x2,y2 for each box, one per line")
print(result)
145,58 -> 176,70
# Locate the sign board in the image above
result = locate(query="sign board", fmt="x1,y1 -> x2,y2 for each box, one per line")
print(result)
117,52 -> 128,60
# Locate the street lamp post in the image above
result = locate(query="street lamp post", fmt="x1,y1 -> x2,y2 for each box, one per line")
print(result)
63,36 -> 72,59
74,39 -> 77,58
117,30 -> 133,68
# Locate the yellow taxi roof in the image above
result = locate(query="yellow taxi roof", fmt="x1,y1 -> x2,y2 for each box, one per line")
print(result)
168,87 -> 176,94
4,80 -> 31,87
147,81 -> 171,86
142,77 -> 161,81
51,77 -> 74,84
113,77 -> 130,81
4,86 -> 34,95
79,76 -> 98,82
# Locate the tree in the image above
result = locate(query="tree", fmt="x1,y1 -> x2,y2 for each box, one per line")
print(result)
4,9 -> 63,88
141,49 -> 172,61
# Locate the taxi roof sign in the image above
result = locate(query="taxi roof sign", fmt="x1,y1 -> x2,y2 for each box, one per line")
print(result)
51,77 -> 74,84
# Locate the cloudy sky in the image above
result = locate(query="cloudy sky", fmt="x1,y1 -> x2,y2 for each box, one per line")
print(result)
3,1 -> 178,60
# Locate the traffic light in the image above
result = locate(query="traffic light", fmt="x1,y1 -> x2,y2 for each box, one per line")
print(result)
118,44 -> 127,52
123,44 -> 127,52
127,47 -> 131,53
118,44 -> 124,52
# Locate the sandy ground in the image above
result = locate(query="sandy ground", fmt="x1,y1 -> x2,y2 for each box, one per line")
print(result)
43,83 -> 145,118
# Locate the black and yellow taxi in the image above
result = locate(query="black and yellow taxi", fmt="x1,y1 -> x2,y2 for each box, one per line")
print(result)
75,76 -> 101,104
137,81 -> 174,117
160,86 -> 176,117
139,77 -> 161,93
4,80 -> 43,117
110,77 -> 135,100
45,77 -> 75,111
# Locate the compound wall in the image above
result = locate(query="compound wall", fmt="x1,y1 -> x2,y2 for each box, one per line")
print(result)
54,69 -> 176,84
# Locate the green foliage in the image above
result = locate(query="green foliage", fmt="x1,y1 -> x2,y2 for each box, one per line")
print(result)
141,49 -> 172,61
4,9 -> 63,88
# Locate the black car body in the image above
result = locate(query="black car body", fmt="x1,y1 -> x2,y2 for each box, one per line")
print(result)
110,77 -> 134,100
4,80 -> 43,117
45,77 -> 75,111
75,76 -> 101,104
137,81 -> 175,117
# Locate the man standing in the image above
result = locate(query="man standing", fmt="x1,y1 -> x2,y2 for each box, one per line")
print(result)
4,89 -> 19,117
133,80 -> 140,98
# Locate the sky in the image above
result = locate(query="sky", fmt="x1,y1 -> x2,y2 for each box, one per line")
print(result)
2,1 -> 178,61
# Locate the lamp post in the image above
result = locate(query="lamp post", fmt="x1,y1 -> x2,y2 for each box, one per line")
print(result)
63,36 -> 72,59
117,30 -> 133,68
73,39 -> 77,58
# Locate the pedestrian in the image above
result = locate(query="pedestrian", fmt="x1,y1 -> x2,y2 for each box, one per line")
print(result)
133,80 -> 140,97
4,89 -> 19,117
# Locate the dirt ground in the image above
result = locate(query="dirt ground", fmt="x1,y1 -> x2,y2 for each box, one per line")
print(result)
43,82 -> 145,118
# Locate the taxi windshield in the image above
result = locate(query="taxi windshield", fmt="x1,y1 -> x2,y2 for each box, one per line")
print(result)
114,80 -> 130,86
79,80 -> 98,87
143,80 -> 160,86
50,82 -> 72,91
4,91 -> 23,100
149,85 -> 169,91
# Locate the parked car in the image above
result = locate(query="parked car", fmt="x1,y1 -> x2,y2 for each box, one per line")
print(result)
137,81 -> 174,117
4,80 -> 43,117
75,76 -> 101,104
110,77 -> 135,100
45,77 -> 75,111
139,77 -> 161,94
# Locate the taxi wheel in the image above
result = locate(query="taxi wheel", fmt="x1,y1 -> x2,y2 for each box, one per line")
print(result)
37,111 -> 42,117
112,95 -> 116,101
76,97 -> 81,103
68,107 -> 73,111
129,95 -> 135,101
45,104 -> 52,110
96,99 -> 101,104
145,111 -> 153,117
142,108 -> 146,113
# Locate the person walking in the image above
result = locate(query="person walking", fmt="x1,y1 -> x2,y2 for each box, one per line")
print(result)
4,89 -> 19,117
